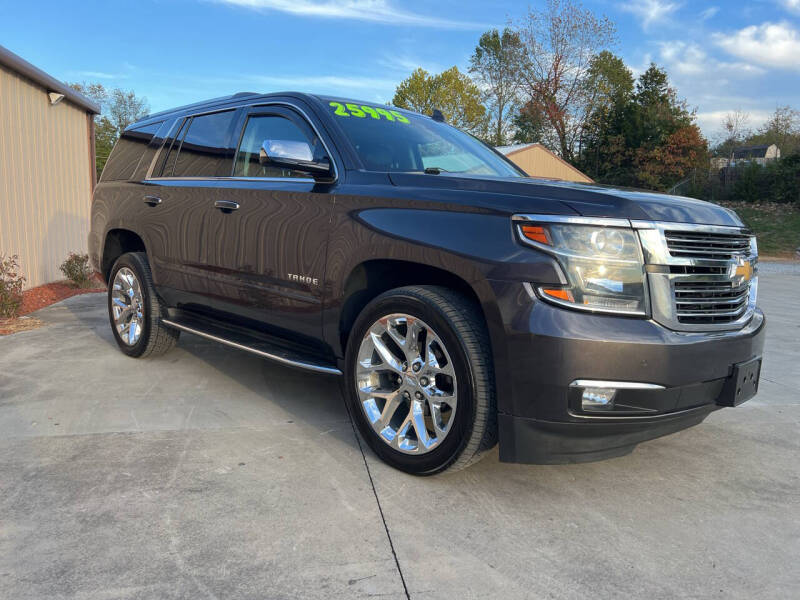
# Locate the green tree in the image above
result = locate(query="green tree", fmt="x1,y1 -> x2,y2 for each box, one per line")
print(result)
578,63 -> 708,191
68,82 -> 150,177
392,67 -> 488,137
469,28 -> 525,146
748,106 -> 800,156
108,88 -> 149,134
577,51 -> 634,177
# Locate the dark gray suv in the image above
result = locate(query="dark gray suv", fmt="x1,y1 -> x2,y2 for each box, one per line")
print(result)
89,92 -> 765,474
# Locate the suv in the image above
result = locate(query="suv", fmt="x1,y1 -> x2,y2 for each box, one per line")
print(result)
89,92 -> 765,475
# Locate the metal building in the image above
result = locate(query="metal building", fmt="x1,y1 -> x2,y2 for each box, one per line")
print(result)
0,45 -> 100,288
497,143 -> 593,184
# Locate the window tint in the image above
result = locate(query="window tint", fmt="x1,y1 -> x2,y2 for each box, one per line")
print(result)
101,121 -> 163,181
321,97 -> 521,177
158,118 -> 188,177
234,115 -> 316,178
172,111 -> 236,177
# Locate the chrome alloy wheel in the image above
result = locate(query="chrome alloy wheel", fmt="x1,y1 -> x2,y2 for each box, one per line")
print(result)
111,267 -> 144,346
356,314 -> 458,454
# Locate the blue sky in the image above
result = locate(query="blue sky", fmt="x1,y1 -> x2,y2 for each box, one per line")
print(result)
1,0 -> 797,141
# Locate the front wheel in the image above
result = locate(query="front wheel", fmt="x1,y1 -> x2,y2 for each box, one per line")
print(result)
344,286 -> 497,475
108,252 -> 179,358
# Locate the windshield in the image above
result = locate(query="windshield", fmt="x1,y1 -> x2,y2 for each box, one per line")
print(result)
322,98 -> 523,177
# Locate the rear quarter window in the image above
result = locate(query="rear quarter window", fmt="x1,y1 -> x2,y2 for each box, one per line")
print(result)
171,110 -> 237,177
100,121 -> 163,181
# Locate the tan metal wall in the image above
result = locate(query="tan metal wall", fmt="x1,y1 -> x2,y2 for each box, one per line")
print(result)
507,145 -> 593,183
0,63 -> 93,288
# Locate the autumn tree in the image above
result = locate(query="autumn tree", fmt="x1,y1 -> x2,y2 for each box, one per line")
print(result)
512,102 -> 548,144
392,67 -> 488,136
469,28 -> 525,146
516,0 -> 616,161
578,63 -> 708,190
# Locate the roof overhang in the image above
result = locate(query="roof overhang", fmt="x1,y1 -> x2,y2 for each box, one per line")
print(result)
0,44 -> 101,114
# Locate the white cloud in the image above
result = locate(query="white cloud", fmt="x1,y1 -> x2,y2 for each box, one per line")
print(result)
243,73 -> 397,90
699,6 -> 719,21
376,54 -> 444,75
657,41 -> 764,77
214,0 -> 484,29
780,0 -> 800,15
618,0 -> 682,30
714,21 -> 800,70
695,109 -> 772,138
72,70 -> 128,79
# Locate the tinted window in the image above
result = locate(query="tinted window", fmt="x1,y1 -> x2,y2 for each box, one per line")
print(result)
101,121 -> 163,181
234,115 -> 316,178
322,97 -> 521,177
158,118 -> 188,177
172,111 -> 236,177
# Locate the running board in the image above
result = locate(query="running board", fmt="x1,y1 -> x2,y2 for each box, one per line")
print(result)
162,317 -> 342,376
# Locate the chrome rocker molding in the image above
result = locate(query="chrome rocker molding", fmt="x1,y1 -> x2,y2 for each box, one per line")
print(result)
161,319 -> 342,375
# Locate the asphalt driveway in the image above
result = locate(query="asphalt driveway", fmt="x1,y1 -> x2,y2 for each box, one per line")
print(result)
1,267 -> 798,599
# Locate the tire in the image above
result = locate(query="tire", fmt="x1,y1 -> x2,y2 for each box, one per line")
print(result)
344,286 -> 497,475
107,252 -> 179,358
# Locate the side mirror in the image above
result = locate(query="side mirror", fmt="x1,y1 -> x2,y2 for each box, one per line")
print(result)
259,139 -> 333,181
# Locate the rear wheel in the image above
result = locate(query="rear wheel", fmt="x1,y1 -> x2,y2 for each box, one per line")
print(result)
108,252 -> 179,358
344,286 -> 496,475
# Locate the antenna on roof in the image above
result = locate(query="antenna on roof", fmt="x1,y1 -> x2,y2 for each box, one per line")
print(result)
430,109 -> 445,123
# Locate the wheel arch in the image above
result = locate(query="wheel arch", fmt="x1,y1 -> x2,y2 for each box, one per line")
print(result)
101,229 -> 147,282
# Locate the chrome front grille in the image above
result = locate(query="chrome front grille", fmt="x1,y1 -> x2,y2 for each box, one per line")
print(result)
665,230 -> 751,259
674,280 -> 751,324
635,221 -> 758,332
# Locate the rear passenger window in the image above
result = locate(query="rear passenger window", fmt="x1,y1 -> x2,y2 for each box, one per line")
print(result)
100,121 -> 163,181
171,111 -> 236,177
234,115 -> 316,178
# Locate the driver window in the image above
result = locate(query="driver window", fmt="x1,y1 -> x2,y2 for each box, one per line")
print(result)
234,115 -> 316,178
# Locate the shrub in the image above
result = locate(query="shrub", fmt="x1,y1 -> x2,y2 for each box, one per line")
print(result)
0,254 -> 26,318
59,252 -> 93,288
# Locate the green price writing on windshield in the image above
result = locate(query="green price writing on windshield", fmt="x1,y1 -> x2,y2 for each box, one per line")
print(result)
329,102 -> 410,123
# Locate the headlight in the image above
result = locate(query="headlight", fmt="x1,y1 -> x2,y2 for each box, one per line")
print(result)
517,219 -> 647,315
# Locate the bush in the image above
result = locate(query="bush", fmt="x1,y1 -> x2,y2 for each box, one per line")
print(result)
0,254 -> 26,318
59,252 -> 93,288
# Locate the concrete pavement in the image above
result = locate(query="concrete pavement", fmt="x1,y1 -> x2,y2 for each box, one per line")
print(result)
1,270 -> 798,599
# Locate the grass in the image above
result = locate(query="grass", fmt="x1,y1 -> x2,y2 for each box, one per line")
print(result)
717,202 -> 800,259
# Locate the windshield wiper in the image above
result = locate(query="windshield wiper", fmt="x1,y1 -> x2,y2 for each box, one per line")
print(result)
423,167 -> 449,175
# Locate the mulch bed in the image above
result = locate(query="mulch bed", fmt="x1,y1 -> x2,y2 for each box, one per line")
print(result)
0,274 -> 105,336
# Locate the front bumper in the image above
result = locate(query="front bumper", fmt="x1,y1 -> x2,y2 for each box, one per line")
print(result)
488,280 -> 766,464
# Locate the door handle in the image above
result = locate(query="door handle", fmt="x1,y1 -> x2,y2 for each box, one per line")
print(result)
143,195 -> 162,206
214,200 -> 240,213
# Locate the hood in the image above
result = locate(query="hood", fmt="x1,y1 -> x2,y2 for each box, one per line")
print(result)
388,173 -> 743,227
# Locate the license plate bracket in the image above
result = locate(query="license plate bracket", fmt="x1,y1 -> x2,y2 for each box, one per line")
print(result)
717,357 -> 762,407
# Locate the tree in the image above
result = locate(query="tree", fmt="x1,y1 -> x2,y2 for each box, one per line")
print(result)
751,106 -> 800,156
714,109 -> 750,159
469,28 -> 525,146
516,0 -> 616,161
577,63 -> 708,191
577,51 -> 634,176
392,67 -> 488,136
68,82 -> 150,177
108,88 -> 149,134
511,102 -> 548,144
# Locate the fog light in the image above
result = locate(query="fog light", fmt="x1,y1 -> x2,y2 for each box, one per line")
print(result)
581,387 -> 616,411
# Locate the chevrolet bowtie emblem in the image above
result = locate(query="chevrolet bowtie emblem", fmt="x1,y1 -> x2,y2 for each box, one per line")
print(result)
733,260 -> 754,282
